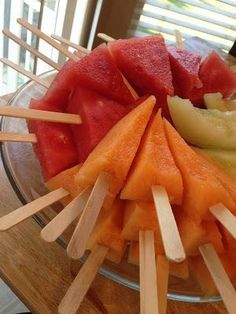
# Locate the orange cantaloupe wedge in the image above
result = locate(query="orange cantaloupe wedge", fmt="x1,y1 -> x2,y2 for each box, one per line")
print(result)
46,164 -> 82,206
164,119 -> 236,223
87,199 -> 126,263
194,148 -> 236,204
189,255 -> 218,296
121,110 -> 183,204
122,201 -> 164,255
75,96 -> 156,208
175,206 -> 224,256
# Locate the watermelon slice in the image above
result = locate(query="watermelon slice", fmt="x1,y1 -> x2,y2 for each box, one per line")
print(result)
109,35 -> 173,117
164,119 -> 236,222
67,87 -> 140,162
121,110 -> 183,204
189,51 -> 236,105
44,44 -> 135,109
168,46 -> 201,98
28,99 -> 78,180
74,95 -> 155,207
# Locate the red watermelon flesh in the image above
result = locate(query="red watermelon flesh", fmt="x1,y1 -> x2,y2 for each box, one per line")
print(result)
168,47 -> 202,98
108,35 -> 174,117
189,51 -> 236,106
67,87 -> 140,162
28,99 -> 78,180
44,44 -> 135,109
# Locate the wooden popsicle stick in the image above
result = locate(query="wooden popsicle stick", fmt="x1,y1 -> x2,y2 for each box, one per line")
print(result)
152,185 -> 186,262
199,243 -> 236,314
0,58 -> 49,88
97,33 -> 115,42
156,255 -> 169,314
3,29 -> 61,71
174,29 -> 184,50
0,106 -> 81,124
40,186 -> 92,242
0,188 -> 69,231
139,230 -> 159,314
0,132 -> 37,143
51,34 -> 90,54
67,172 -> 111,259
209,204 -> 236,240
17,19 -> 79,62
58,244 -> 108,314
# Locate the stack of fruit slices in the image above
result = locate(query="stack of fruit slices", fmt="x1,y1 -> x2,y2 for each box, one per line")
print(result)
1,19 -> 236,314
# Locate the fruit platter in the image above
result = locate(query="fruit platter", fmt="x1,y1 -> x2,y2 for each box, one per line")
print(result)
1,19 -> 236,314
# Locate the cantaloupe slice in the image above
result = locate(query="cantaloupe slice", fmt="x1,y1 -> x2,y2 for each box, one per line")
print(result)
189,255 -> 218,296
121,110 -> 183,204
87,199 -> 126,263
46,164 -> 82,206
75,96 -> 156,208
122,201 -> 164,255
175,205 -> 224,255
194,148 -> 236,204
164,119 -> 236,222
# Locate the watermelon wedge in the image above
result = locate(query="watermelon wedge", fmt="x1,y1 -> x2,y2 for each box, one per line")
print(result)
44,44 -> 135,109
28,99 -> 78,180
67,87 -> 140,162
109,35 -> 173,117
189,51 -> 236,105
168,46 -> 201,98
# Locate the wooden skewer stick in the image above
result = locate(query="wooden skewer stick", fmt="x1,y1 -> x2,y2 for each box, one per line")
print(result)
97,33 -> 115,43
210,204 -> 236,240
0,106 -> 81,125
156,255 -> 169,314
0,188 -> 69,231
0,132 -> 37,143
40,186 -> 92,242
58,244 -> 108,314
67,172 -> 111,259
17,19 -> 79,62
139,230 -> 159,314
0,58 -> 49,88
51,34 -> 90,54
152,185 -> 186,262
174,29 -> 184,50
199,243 -> 236,314
2,29 -> 61,71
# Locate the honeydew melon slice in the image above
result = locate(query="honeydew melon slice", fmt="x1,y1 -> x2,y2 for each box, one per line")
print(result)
168,95 -> 236,150
204,92 -> 236,111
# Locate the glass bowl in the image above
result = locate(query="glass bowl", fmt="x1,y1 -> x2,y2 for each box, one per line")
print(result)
0,72 -> 222,303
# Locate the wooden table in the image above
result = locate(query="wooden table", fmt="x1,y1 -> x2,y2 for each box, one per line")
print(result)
0,94 -> 228,314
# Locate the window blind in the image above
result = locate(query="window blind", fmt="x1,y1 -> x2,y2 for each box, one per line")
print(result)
130,0 -> 236,52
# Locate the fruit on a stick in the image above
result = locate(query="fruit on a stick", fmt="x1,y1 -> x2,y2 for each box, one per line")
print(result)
74,96 -> 156,208
164,119 -> 236,222
28,100 -> 78,180
67,87 -> 141,162
168,95 -> 236,150
121,110 -> 183,204
168,46 -> 201,98
108,35 -> 173,117
189,51 -> 236,105
87,198 -> 126,263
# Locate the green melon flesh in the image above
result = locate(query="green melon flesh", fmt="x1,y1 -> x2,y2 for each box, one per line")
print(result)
204,93 -> 236,111
168,96 -> 236,150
